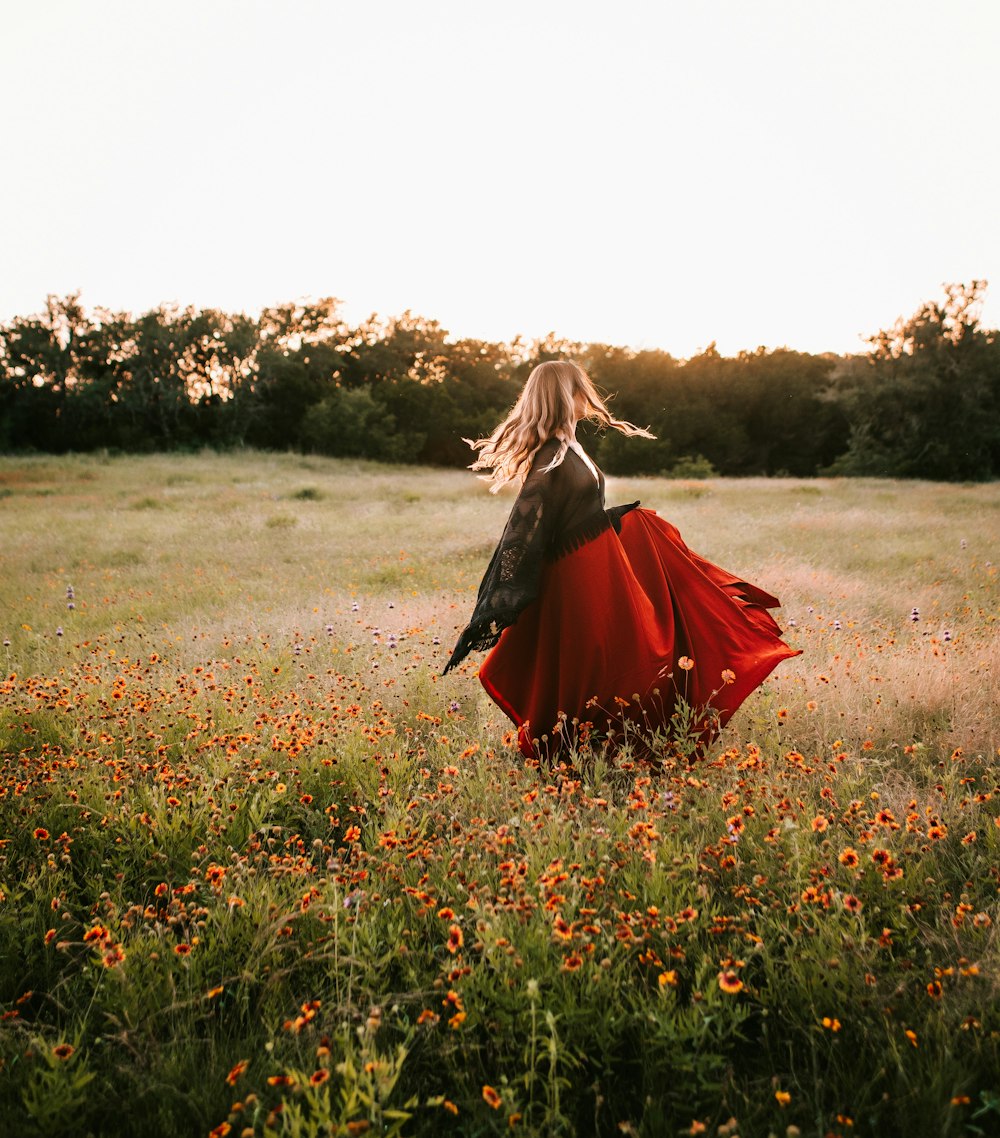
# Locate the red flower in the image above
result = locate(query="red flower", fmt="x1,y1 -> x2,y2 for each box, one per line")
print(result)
102,944 -> 126,968
482,1085 -> 502,1109
718,969 -> 744,994
225,1059 -> 249,1086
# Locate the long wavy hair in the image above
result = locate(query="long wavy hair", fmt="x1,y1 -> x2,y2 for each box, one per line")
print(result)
466,360 -> 654,492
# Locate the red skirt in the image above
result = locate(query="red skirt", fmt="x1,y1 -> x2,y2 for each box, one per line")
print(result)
478,507 -> 800,759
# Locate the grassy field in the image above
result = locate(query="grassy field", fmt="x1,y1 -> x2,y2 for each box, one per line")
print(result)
1,450 -> 998,1138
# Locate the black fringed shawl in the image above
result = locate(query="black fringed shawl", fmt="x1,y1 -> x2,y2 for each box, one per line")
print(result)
443,438 -> 638,674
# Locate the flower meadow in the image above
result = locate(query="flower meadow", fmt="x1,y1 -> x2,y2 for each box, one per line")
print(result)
1,452 -> 998,1138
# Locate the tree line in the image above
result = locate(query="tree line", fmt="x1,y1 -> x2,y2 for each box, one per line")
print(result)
1,283 -> 997,479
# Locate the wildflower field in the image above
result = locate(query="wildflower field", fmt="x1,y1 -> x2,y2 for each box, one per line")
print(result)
1,451 -> 998,1138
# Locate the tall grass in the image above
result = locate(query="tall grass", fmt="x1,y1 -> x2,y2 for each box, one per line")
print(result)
1,451 -> 998,1137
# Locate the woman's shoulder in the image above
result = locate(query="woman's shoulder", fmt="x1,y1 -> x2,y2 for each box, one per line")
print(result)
529,436 -> 563,470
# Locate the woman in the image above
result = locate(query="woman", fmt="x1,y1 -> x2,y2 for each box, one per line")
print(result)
444,360 -> 799,760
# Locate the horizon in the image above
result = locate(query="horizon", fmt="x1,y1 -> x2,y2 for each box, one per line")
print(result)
4,285 -> 956,362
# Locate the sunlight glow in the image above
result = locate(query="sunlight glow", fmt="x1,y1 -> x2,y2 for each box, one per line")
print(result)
2,0 -> 998,357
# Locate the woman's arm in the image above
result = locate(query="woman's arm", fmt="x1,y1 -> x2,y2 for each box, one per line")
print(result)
443,442 -> 559,674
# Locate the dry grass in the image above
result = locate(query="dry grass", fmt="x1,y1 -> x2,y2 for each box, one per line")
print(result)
4,452 -> 996,757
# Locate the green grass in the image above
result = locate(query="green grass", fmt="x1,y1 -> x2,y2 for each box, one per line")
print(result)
1,451 -> 998,1138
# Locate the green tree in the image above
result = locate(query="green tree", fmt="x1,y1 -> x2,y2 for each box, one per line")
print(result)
302,386 -> 423,461
735,347 -> 846,475
829,282 -> 1000,479
0,293 -> 92,450
245,298 -> 349,448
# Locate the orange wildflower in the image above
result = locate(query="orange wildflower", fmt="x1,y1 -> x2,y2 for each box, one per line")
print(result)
482,1085 -> 502,1110
53,1043 -> 74,1060
552,914 -> 573,940
225,1059 -> 249,1086
447,924 -> 464,954
717,969 -> 744,995
102,944 -> 126,968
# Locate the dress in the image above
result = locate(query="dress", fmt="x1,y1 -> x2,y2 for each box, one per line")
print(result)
444,437 -> 800,759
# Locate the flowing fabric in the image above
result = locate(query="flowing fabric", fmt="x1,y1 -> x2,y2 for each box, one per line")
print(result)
478,507 -> 800,759
445,438 -> 799,760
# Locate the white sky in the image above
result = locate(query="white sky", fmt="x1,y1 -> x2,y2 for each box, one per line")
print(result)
2,0 -> 998,357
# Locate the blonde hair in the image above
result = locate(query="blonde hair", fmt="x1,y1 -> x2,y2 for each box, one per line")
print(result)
467,360 -> 654,492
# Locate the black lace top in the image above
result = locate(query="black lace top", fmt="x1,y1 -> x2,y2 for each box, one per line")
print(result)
444,438 -> 638,673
